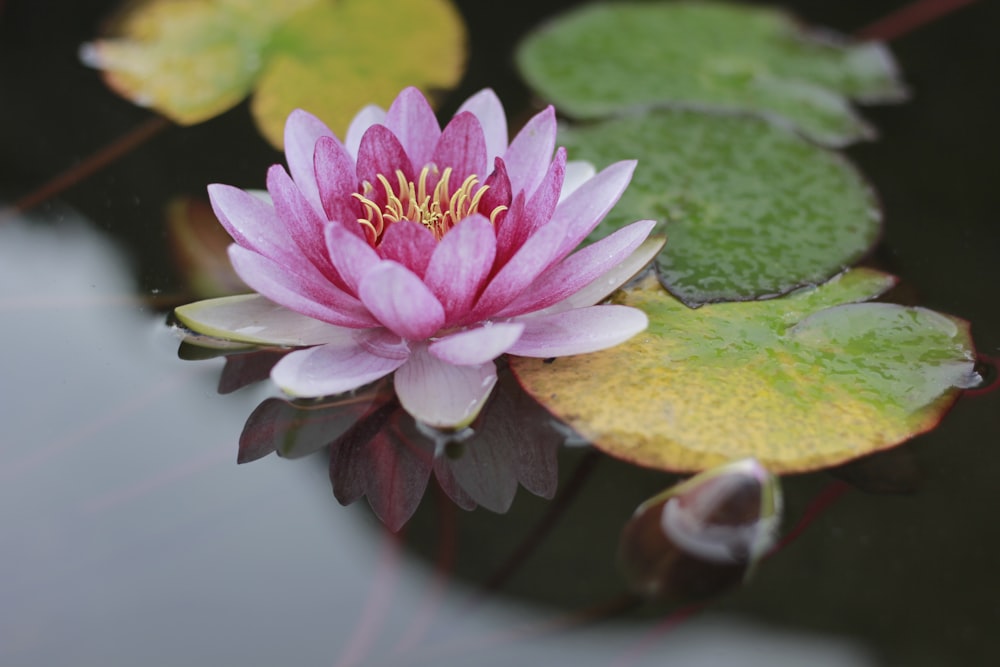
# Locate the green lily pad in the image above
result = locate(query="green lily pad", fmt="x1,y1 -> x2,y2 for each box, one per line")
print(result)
560,110 -> 881,306
83,0 -> 466,147
510,270 -> 978,474
517,1 -> 906,147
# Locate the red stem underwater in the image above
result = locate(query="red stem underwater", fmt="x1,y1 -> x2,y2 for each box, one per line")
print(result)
858,0 -> 979,41
1,115 -> 170,221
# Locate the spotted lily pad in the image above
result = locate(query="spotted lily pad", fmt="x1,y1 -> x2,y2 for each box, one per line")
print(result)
560,110 -> 880,306
517,1 -> 906,147
82,0 -> 466,147
510,270 -> 978,474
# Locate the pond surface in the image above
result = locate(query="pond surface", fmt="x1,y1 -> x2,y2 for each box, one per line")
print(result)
1,1 -> 998,666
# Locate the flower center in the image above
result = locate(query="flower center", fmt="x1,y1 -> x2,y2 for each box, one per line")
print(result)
352,165 -> 507,245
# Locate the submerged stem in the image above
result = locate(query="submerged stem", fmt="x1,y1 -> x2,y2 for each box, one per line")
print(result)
1,115 -> 171,221
858,0 -> 979,41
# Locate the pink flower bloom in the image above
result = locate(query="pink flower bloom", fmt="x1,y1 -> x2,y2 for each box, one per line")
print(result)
176,87 -> 657,428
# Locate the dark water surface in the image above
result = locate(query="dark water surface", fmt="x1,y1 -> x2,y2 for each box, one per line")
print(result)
1,1 -> 998,665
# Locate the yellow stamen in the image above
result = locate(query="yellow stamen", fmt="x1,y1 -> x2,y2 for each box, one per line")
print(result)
352,165 -> 508,245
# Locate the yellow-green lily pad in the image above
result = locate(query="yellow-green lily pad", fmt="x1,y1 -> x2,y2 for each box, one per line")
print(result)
510,270 -> 978,474
561,110 -> 881,306
83,0 -> 466,147
517,1 -> 906,147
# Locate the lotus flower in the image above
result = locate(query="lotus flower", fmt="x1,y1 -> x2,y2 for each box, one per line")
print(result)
175,87 -> 657,428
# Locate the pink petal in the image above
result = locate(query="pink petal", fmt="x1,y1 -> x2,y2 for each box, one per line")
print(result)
492,191 -> 527,268
428,322 -> 525,366
522,147 -> 566,237
468,210 -> 568,321
268,165 -> 340,283
551,160 -> 637,260
507,305 -> 648,358
385,87 -> 441,169
423,214 -> 497,321
549,235 -> 666,312
430,111 -> 487,183
503,105 -> 556,197
480,157 -> 512,221
358,261 -> 445,340
356,328 -> 411,361
325,221 -> 380,294
314,135 -> 360,228
456,89 -> 508,167
376,220 -> 437,277
284,109 -> 334,217
496,219 -> 656,317
208,183 -> 295,261
228,245 -> 377,329
271,339 -> 408,398
394,346 -> 498,428
356,125 -> 415,200
345,104 -> 386,159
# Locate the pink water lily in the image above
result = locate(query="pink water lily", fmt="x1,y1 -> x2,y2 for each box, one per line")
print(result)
176,87 -> 658,428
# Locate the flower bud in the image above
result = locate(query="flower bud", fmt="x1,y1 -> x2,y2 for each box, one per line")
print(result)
618,459 -> 781,601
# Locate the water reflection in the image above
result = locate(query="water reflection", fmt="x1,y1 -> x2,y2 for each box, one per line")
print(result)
0,210 -> 888,667
206,340 -> 563,530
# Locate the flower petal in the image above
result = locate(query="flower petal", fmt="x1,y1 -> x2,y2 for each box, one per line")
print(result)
394,346 -> 498,428
228,245 -> 377,328
271,339 -> 407,398
497,219 -> 656,317
456,88 -> 508,167
551,160 -> 637,260
480,157 -> 512,221
314,135 -> 361,229
521,146 -> 566,237
508,305 -> 648,358
356,328 -> 411,361
431,111 -> 487,184
344,104 -> 386,159
428,322 -> 525,366
424,214 -> 497,321
377,220 -> 437,278
492,190 -> 527,268
175,294 -> 355,346
356,124 -> 415,197
385,87 -> 441,169
549,235 -> 667,312
503,105 -> 556,197
468,210 -> 568,320
208,183 -> 296,261
325,221 -> 380,294
560,160 -> 596,203
358,261 -> 445,340
284,109 -> 334,217
268,165 -> 340,282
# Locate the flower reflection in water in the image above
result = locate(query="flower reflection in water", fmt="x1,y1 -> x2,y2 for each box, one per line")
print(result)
212,345 -> 562,530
